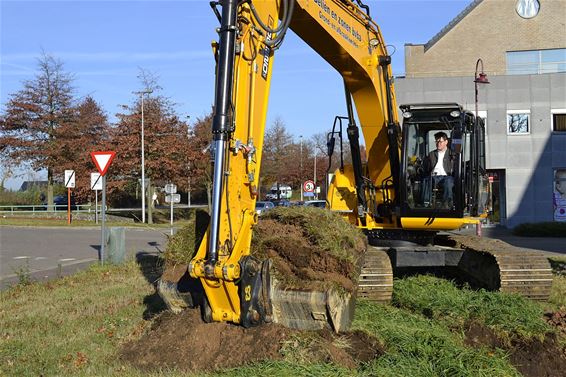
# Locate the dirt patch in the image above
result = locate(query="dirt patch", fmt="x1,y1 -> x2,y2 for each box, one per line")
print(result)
544,308 -> 566,340
254,219 -> 358,292
121,308 -> 382,373
464,321 -> 566,377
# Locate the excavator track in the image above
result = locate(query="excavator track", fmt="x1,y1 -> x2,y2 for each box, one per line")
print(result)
362,237 -> 553,302
467,248 -> 554,300
357,246 -> 394,303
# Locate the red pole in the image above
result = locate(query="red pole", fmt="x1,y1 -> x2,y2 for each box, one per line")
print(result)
67,188 -> 71,225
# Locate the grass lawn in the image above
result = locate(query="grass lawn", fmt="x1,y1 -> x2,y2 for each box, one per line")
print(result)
1,260 -> 563,377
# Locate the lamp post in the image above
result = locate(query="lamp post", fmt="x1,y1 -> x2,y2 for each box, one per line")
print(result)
473,58 -> 489,236
135,89 -> 153,223
313,148 -> 317,199
300,135 -> 303,201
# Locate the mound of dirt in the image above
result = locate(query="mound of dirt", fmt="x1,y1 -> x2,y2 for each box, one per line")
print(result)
253,219 -> 361,292
464,321 -> 566,377
120,308 -> 382,373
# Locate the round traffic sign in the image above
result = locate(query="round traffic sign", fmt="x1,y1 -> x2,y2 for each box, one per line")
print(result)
303,180 -> 315,193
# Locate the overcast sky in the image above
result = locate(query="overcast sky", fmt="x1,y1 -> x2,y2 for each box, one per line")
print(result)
1,0 -> 471,189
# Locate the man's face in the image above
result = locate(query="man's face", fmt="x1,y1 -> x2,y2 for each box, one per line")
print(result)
435,137 -> 448,152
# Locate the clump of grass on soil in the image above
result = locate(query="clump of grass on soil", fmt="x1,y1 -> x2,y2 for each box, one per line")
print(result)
162,210 -> 209,264
392,275 -> 552,340
251,206 -> 366,292
163,206 -> 367,293
513,221 -> 566,237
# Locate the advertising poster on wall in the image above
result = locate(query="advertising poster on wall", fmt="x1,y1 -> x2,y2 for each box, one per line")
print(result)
554,168 -> 566,222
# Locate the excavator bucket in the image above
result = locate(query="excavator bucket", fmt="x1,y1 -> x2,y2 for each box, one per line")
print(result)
158,260 -> 357,333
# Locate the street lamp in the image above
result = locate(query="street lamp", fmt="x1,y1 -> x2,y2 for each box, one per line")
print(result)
474,58 -> 490,122
134,89 -> 153,223
474,58 -> 489,236
300,135 -> 303,201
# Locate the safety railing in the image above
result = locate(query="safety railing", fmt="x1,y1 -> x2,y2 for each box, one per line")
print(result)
0,204 -> 97,214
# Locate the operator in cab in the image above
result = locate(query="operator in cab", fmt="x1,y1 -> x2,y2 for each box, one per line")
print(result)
423,131 -> 455,207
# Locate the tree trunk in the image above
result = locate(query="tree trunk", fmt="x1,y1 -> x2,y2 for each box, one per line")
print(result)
148,183 -> 153,225
47,168 -> 54,211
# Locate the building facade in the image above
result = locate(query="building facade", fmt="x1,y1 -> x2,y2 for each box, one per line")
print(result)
396,0 -> 566,228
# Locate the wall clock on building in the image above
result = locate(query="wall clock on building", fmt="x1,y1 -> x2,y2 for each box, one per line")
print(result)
516,0 -> 540,19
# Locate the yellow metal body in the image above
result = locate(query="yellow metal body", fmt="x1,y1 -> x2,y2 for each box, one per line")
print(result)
188,0 -> 480,325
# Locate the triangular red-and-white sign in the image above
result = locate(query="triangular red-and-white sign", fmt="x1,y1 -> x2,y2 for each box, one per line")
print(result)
90,151 -> 116,176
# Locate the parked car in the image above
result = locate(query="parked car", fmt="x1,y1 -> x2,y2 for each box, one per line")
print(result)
273,199 -> 291,207
303,200 -> 326,209
255,201 -> 274,215
44,195 -> 77,210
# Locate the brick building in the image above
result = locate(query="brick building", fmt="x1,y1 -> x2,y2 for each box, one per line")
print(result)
395,0 -> 566,227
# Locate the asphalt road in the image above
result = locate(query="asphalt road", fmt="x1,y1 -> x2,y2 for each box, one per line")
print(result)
0,226 -> 168,288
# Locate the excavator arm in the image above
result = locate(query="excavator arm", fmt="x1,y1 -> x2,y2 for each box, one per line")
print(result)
182,0 -> 399,327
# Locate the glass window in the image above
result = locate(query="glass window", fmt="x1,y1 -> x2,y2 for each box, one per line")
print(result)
552,111 -> 566,132
507,49 -> 566,75
507,111 -> 530,134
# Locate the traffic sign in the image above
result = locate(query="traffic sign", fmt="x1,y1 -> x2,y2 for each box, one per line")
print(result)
91,172 -> 102,190
64,170 -> 75,188
164,183 -> 177,194
303,180 -> 315,193
165,194 -> 181,203
90,151 -> 116,176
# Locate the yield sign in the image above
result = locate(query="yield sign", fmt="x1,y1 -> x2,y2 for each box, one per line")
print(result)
90,151 -> 116,176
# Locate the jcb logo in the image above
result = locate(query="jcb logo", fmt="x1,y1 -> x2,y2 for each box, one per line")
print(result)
244,285 -> 252,301
261,16 -> 274,80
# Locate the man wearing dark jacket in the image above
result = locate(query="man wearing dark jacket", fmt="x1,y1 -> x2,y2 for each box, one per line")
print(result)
424,131 -> 455,206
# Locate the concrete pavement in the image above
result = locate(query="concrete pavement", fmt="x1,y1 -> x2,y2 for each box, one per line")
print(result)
0,226 -> 168,288
450,226 -> 566,256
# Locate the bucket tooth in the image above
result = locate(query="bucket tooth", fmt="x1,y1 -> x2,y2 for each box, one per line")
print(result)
157,264 -> 201,313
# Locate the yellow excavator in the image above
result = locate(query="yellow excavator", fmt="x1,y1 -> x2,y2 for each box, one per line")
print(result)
159,0 -> 552,331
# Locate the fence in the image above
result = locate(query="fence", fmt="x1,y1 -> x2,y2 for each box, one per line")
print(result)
0,204 -> 97,214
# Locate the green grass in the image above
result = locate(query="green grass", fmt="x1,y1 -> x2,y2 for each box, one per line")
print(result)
352,301 -> 520,377
392,275 -> 551,340
512,221 -> 566,237
1,263 -> 532,377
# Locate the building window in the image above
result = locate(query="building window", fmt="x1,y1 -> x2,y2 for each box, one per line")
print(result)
507,110 -> 530,135
506,49 -> 566,75
552,109 -> 566,132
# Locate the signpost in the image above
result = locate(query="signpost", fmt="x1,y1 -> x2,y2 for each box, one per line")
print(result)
64,170 -> 75,224
91,172 -> 102,224
90,151 -> 116,265
303,180 -> 315,193
164,184 -> 179,235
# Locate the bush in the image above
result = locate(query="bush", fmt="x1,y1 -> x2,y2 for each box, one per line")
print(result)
512,222 -> 566,237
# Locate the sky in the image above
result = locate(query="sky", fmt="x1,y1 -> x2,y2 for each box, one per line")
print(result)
0,0 -> 472,190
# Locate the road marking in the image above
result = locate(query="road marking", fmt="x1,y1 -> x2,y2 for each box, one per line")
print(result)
35,257 -> 48,260
59,258 -> 76,262
13,256 -> 30,260
1,258 -> 97,281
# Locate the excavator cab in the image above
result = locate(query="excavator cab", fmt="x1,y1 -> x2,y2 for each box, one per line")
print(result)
399,103 -> 489,220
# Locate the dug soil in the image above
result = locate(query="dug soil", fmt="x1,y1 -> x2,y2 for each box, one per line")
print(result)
122,208 -> 377,373
120,307 -> 383,373
464,321 -> 566,377
252,219 -> 363,292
